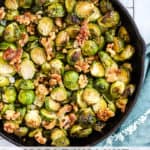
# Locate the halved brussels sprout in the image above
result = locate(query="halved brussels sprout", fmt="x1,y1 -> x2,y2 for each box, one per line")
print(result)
94,78 -> 109,93
88,23 -> 101,38
47,3 -> 65,18
35,0 -> 46,6
20,59 -> 36,79
19,79 -> 34,90
28,128 -> 42,137
114,45 -> 135,61
81,40 -> 99,56
83,87 -> 100,105
40,109 -> 57,121
51,128 -> 69,146
98,11 -> 120,29
51,87 -> 67,102
113,37 -> 124,53
50,59 -> 64,75
18,89 -> 35,105
118,68 -> 130,84
92,97 -> 107,113
18,0 -> 33,8
95,36 -> 105,50
65,0 -> 76,13
99,0 -> 113,14
14,127 -> 29,137
4,22 -> 21,42
63,71 -> 79,91
1,103 -> 15,115
90,61 -> 105,78
25,110 -> 41,128
56,31 -> 69,47
94,121 -> 106,132
31,47 -> 46,65
0,25 -> 5,36
0,76 -> 10,87
67,48 -> 83,65
38,17 -> 53,36
75,1 -> 101,21
110,81 -> 125,99
79,108 -> 96,126
0,42 -> 16,51
118,26 -> 130,43
45,96 -> 60,112
105,29 -> 116,43
41,62 -> 51,74
5,0 -> 19,10
70,125 -> 92,138
3,86 -> 17,103
65,25 -> 80,39
76,90 -> 87,108
25,40 -> 39,51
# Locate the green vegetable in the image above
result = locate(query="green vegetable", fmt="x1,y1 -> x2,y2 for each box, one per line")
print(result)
0,76 -> 10,87
5,0 -> 19,10
65,0 -> 76,13
40,109 -> 57,121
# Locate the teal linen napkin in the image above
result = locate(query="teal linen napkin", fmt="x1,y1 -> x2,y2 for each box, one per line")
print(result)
97,45 -> 150,146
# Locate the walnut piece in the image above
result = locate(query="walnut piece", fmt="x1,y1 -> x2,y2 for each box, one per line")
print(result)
34,131 -> 47,145
75,60 -> 90,73
42,120 -> 56,130
4,121 -> 19,134
49,73 -> 62,86
78,74 -> 88,89
4,110 -> 20,121
18,32 -> 29,47
27,24 -> 36,35
0,7 -> 6,20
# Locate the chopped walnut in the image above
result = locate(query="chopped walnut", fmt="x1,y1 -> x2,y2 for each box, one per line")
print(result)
97,108 -> 115,122
55,17 -> 62,27
76,20 -> 89,46
40,37 -> 55,61
42,120 -> 56,130
74,60 -> 90,73
105,67 -> 121,83
4,121 -> 19,134
78,74 -> 88,89
3,48 -> 23,71
49,73 -> 62,86
15,12 -> 40,25
85,56 -> 98,65
34,131 -> 47,145
35,84 -> 49,97
18,32 -> 29,47
0,7 -> 6,20
57,104 -> 72,118
106,43 -> 116,56
27,24 -> 36,35
71,103 -> 79,113
4,110 -> 20,121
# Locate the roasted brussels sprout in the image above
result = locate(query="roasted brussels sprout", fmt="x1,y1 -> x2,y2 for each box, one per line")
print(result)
94,78 -> 109,93
118,26 -> 130,43
79,108 -> 96,126
18,89 -> 35,105
63,71 -> 79,91
0,76 -> 10,87
5,0 -> 19,10
50,59 -> 64,74
88,23 -> 101,38
0,42 -> 16,51
18,0 -> 33,8
3,86 -> 17,103
113,37 -> 124,53
45,96 -> 60,112
110,81 -> 125,99
19,79 -> 34,90
25,110 -> 41,128
40,109 -> 57,120
67,48 -> 83,65
76,90 -> 87,108
65,25 -> 80,38
90,61 -> 105,78
47,3 -> 65,18
51,128 -> 69,146
70,125 -> 92,138
99,0 -> 113,14
56,31 -> 69,47
20,59 -> 36,79
0,25 -> 5,36
95,36 -> 105,50
14,127 -> 29,137
31,47 -> 46,65
75,1 -> 101,21
38,17 -> 53,36
65,0 -> 76,13
81,40 -> 99,56
83,87 -> 100,105
4,23 -> 21,42
105,29 -> 116,43
51,87 -> 67,102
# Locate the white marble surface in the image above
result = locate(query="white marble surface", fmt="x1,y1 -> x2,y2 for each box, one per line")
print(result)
0,0 -> 150,146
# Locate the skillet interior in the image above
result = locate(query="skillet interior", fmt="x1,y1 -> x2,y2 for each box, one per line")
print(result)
0,0 -> 146,146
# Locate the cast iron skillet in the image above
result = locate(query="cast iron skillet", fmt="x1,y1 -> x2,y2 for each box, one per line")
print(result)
0,0 -> 146,146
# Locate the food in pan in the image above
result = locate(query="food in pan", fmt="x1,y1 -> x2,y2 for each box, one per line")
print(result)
0,0 -> 135,146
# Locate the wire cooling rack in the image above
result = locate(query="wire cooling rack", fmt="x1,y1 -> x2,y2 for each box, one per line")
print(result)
121,0 -> 135,18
